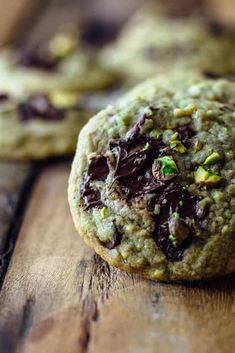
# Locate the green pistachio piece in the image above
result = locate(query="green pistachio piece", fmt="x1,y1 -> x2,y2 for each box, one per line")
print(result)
100,207 -> 107,218
203,152 -> 220,165
194,166 -> 222,186
143,142 -> 150,150
157,156 -> 179,175
169,132 -> 187,153
49,33 -> 76,59
150,130 -> 162,139
169,234 -> 177,245
50,91 -> 78,107
152,156 -> 179,181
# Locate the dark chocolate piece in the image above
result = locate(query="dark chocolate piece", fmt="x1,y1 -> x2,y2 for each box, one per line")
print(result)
81,182 -> 103,211
126,110 -> 155,139
81,19 -> 119,47
18,95 -> 65,121
152,183 -> 201,262
17,47 -> 58,71
203,71 -> 235,82
88,155 -> 109,181
103,230 -> 122,249
0,93 -> 9,102
110,136 -> 169,198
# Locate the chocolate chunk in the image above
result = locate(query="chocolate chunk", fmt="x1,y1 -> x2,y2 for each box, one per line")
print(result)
17,47 -> 58,71
202,71 -> 222,79
103,230 -> 122,249
81,182 -> 103,211
126,110 -> 155,139
152,156 -> 178,181
152,183 -> 201,262
110,136 -> 169,198
88,155 -> 109,181
203,71 -> 235,82
81,19 -> 119,47
18,95 -> 65,121
0,93 -> 9,102
174,125 -> 195,146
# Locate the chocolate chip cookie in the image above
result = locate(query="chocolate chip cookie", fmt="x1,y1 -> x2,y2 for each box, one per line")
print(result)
0,33 -> 117,95
0,92 -> 93,159
100,9 -> 235,84
68,78 -> 235,281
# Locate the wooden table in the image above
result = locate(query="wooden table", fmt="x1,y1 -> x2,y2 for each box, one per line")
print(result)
0,1 -> 235,352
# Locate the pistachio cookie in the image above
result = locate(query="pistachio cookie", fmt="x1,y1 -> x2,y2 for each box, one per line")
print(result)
0,92 -> 93,159
100,9 -> 235,84
69,78 -> 235,282
0,33 -> 117,95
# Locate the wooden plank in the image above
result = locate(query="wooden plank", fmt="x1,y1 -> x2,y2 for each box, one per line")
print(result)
0,0 -> 39,46
0,162 -> 33,270
0,163 -> 234,353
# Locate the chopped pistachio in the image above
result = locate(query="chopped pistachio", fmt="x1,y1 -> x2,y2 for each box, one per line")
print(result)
173,103 -> 196,117
150,130 -> 162,139
143,142 -> 150,150
156,156 -> 179,175
194,166 -> 222,186
179,200 -> 183,206
169,132 -> 187,153
50,91 -> 78,107
169,234 -> 177,244
49,33 -> 76,59
100,207 -> 107,218
171,211 -> 179,218
203,152 -> 220,165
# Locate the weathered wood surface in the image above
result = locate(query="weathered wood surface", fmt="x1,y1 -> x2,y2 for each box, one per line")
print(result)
0,162 -> 35,282
0,1 -> 235,353
0,163 -> 235,353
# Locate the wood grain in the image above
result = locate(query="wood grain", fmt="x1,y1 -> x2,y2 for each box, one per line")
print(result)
0,162 -> 35,279
0,163 -> 234,353
0,0 -> 38,45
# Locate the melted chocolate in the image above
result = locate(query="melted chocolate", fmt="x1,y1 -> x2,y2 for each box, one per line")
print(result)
81,182 -> 103,211
203,71 -> 235,82
88,155 -> 109,181
152,183 -> 200,262
81,155 -> 109,211
110,136 -> 169,198
18,95 -> 65,121
17,47 -> 58,71
127,111 -> 155,139
103,230 -> 122,249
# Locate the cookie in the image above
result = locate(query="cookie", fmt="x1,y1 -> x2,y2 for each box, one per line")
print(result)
0,33 -> 117,95
0,92 -> 93,159
68,78 -> 235,282
100,9 -> 235,84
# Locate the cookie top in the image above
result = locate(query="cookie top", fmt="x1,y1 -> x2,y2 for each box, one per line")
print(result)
0,33 -> 117,95
100,10 -> 235,83
69,78 -> 235,281
0,92 -> 92,159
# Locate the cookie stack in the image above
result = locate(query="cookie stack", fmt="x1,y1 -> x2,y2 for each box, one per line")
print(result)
68,8 -> 235,281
